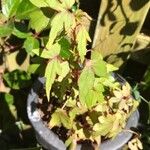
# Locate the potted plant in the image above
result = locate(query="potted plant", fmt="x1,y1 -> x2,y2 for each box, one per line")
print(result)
27,0 -> 139,149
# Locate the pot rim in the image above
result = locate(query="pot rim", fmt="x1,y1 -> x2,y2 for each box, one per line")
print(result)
27,76 -> 139,150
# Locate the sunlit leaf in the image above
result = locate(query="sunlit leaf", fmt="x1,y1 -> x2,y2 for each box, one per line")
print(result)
59,110 -> 72,129
29,0 -> 49,8
46,11 -> 74,49
32,43 -> 61,59
94,79 -> 104,93
27,58 -> 46,75
27,64 -> 41,74
62,0 -> 75,9
66,99 -> 76,108
46,12 -> 64,49
69,107 -> 86,121
78,67 -> 95,107
23,36 -> 39,55
0,25 -> 13,37
106,63 -> 118,73
128,137 -> 143,150
76,26 -> 91,62
57,61 -> 70,82
29,0 -> 63,11
65,136 -> 74,148
65,135 -> 77,150
13,27 -> 31,39
85,90 -> 100,108
2,0 -> 21,18
92,59 -> 107,77
29,9 -> 49,32
91,51 -> 103,60
98,77 -> 119,89
49,111 -> 61,128
45,59 -> 58,101
93,115 -> 115,137
16,0 -> 38,19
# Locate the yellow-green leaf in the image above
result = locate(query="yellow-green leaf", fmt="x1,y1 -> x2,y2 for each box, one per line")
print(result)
69,107 -> 86,121
23,36 -> 39,55
93,115 -> 115,137
29,0 -> 48,7
57,61 -> 70,82
53,109 -> 72,129
85,90 -> 99,108
62,0 -> 75,9
29,9 -> 49,32
49,111 -> 61,128
45,59 -> 58,101
32,43 -> 61,59
29,0 -> 63,11
46,11 -> 74,49
0,25 -> 13,37
106,64 -> 118,73
91,51 -> 103,61
92,60 -> 107,77
78,67 -> 95,107
2,0 -> 21,18
94,79 -> 104,93
76,26 -> 91,62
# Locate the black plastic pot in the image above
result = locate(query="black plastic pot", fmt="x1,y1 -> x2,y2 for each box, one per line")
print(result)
27,76 -> 139,150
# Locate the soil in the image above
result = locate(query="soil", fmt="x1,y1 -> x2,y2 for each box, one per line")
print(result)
37,90 -> 69,143
36,89 -> 109,149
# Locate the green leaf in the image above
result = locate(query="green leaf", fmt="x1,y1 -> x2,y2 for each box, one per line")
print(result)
92,60 -> 107,77
2,0 -> 22,18
76,26 -> 91,62
16,0 -> 38,19
66,99 -> 76,108
46,0 -> 64,11
63,11 -> 75,31
46,11 -> 74,49
85,90 -> 100,108
65,136 -> 74,148
59,38 -> 71,59
49,109 -> 72,129
29,0 -> 64,11
27,58 -> 46,75
45,59 -> 58,101
27,64 -> 41,74
29,0 -> 49,8
106,64 -> 118,73
94,79 -> 104,93
29,9 -> 49,32
3,70 -> 32,89
32,43 -> 61,59
98,77 -> 119,89
91,51 -> 103,60
0,25 -> 13,37
12,27 -> 31,39
59,110 -> 72,129
57,61 -> 70,82
91,51 -> 107,77
49,111 -> 61,128
78,67 -> 95,107
62,0 -> 75,9
46,13 -> 63,48
4,93 -> 14,105
93,115 -> 115,137
69,107 -> 86,121
23,36 -> 39,55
